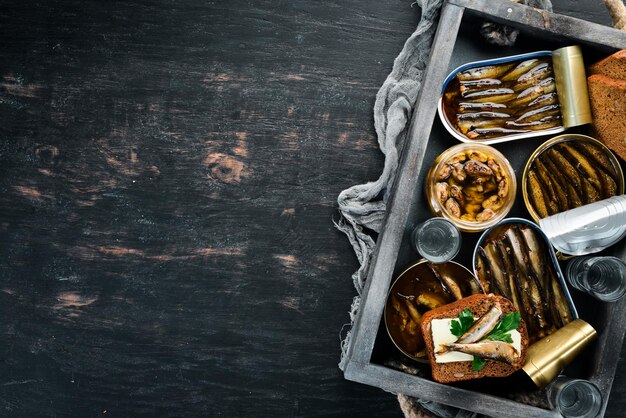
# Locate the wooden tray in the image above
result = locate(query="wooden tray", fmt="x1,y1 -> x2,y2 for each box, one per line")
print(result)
342,1 -> 626,417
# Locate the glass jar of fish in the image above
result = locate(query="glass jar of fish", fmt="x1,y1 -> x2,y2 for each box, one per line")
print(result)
426,143 -> 516,233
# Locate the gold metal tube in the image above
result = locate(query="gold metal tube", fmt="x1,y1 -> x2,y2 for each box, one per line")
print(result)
522,319 -> 597,389
552,45 -> 592,128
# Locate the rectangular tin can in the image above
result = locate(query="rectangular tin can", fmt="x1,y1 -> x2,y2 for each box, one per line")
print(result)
438,46 -> 592,144
472,217 -> 579,322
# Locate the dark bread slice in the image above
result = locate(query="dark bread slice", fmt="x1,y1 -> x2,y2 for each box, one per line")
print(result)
588,50 -> 626,80
420,294 -> 528,384
587,74 -> 626,161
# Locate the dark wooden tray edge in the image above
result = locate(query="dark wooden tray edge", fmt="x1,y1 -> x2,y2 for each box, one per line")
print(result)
343,1 -> 626,417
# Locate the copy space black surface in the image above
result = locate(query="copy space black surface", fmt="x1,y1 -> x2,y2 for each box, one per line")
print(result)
0,1 -> 623,417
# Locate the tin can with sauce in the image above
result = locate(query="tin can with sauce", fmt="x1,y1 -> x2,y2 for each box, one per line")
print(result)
384,259 -> 484,362
438,46 -> 592,144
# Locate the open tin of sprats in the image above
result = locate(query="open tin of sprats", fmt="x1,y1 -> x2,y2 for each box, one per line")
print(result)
438,46 -> 592,144
472,218 -> 578,345
522,134 -> 625,223
384,259 -> 485,362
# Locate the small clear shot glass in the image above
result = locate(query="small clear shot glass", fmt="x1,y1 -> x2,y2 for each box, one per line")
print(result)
410,217 -> 461,264
566,256 -> 626,302
546,376 -> 602,418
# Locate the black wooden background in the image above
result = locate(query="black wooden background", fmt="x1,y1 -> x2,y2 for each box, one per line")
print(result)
0,1 -> 623,417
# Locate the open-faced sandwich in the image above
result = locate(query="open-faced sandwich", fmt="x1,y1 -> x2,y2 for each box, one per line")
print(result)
421,293 -> 528,383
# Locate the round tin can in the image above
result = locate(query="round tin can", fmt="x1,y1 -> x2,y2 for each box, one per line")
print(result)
521,134 -> 625,223
384,259 -> 484,362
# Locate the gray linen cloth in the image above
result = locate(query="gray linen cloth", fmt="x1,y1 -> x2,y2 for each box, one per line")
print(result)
336,0 -> 552,416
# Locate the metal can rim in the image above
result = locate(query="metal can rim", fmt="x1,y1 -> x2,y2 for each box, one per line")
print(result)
521,133 -> 625,224
383,259 -> 484,363
471,217 -> 579,322
425,143 -> 517,233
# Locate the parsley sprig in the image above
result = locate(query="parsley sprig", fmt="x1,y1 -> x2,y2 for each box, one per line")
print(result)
472,356 -> 487,371
448,309 -> 520,371
450,308 -> 474,337
484,311 -> 520,343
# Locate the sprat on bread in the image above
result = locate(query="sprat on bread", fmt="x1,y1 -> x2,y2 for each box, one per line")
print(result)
421,294 -> 528,384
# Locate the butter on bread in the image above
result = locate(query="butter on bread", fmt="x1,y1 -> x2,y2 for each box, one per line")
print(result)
421,294 -> 528,384
587,50 -> 626,161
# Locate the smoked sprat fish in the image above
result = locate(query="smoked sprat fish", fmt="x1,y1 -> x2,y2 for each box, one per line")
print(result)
457,303 -> 503,344
444,340 -> 520,365
436,302 -> 504,355
443,57 -> 563,140
475,223 -> 573,343
526,139 -> 621,219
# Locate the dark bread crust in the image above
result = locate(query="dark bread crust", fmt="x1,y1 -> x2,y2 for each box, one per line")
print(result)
587,74 -> 626,162
588,50 -> 626,80
421,294 -> 528,384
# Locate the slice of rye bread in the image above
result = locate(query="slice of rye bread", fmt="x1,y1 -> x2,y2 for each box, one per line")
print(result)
588,50 -> 626,80
587,74 -> 626,161
421,294 -> 528,384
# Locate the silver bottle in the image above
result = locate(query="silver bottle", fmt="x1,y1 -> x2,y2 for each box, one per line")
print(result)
539,195 -> 626,256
